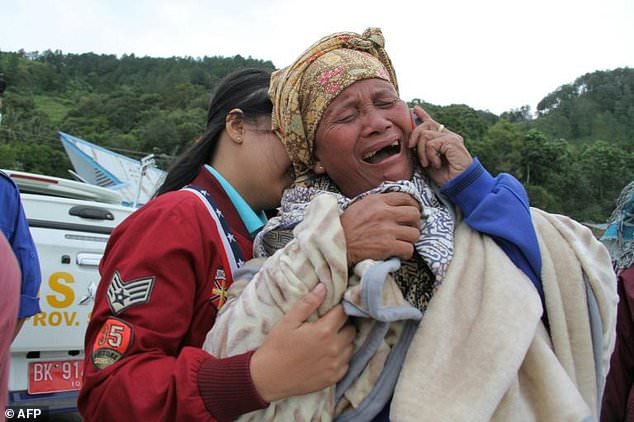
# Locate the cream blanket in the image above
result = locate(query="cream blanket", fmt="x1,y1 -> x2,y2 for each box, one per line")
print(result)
391,208 -> 617,422
204,196 -> 617,422
204,193 -> 421,421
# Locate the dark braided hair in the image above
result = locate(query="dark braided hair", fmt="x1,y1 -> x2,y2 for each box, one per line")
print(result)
155,68 -> 273,196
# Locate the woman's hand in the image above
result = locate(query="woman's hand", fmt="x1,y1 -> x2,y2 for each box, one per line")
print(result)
250,283 -> 355,402
409,106 -> 473,186
341,192 -> 421,265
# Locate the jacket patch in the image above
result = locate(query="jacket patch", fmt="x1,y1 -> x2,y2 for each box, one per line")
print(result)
106,271 -> 155,315
210,267 -> 229,310
92,317 -> 133,370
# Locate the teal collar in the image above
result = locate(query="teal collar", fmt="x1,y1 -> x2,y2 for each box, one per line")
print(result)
204,165 -> 267,236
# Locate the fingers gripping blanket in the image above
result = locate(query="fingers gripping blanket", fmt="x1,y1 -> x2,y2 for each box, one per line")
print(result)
203,194 -> 422,421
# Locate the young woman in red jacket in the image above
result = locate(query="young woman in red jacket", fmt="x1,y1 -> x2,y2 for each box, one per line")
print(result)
79,68 -> 420,422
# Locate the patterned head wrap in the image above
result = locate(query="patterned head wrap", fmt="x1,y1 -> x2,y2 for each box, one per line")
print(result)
269,27 -> 398,178
601,181 -> 634,274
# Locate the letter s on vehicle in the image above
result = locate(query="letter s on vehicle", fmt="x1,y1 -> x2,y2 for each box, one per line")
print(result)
47,272 -> 75,308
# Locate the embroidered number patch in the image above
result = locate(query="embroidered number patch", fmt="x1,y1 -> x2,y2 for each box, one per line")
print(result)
92,317 -> 133,370
106,271 -> 155,315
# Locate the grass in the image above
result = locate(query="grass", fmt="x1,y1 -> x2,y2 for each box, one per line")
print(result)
33,95 -> 72,125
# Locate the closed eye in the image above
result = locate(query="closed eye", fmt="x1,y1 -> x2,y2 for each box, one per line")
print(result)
375,97 -> 401,108
335,112 -> 357,123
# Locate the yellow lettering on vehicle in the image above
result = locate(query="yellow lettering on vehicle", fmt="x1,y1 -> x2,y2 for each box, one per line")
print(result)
31,311 -> 79,327
47,272 -> 75,308
49,312 -> 62,326
32,313 -> 46,326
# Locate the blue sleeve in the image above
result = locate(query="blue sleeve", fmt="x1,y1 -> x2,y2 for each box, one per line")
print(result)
440,158 -> 544,303
0,174 -> 42,318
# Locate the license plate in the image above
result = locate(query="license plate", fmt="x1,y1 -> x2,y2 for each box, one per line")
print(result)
28,359 -> 84,394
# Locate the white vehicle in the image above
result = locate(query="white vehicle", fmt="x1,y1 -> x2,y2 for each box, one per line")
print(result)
6,170 -> 136,412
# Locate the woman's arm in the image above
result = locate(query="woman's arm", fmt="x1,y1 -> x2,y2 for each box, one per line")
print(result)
441,158 -> 543,301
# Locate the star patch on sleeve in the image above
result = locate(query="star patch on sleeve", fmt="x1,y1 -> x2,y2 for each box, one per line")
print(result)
106,271 -> 155,315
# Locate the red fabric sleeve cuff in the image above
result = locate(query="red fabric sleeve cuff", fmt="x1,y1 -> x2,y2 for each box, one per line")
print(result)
197,350 -> 268,421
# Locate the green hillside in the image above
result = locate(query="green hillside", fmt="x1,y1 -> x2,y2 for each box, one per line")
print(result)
0,49 -> 632,222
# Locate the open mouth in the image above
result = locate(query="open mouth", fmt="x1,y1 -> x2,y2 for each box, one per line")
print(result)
362,140 -> 401,164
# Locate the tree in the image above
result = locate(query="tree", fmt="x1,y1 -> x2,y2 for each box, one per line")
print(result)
432,104 -> 489,142
474,120 -> 523,175
534,68 -> 634,142
138,115 -> 180,156
518,129 -> 569,186
577,141 -> 633,219
500,105 -> 533,123
0,142 -> 69,177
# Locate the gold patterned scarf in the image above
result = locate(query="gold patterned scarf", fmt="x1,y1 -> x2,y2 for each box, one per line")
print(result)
269,27 -> 398,179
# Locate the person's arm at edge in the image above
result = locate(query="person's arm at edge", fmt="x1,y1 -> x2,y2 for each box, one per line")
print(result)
2,175 -> 41,339
600,268 -> 634,421
13,204 -> 42,322
440,158 -> 543,300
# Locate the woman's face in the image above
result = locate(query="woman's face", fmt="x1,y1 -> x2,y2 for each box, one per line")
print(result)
313,78 -> 414,198
242,115 -> 294,211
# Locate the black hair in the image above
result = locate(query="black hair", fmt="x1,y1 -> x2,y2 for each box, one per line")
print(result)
155,68 -> 273,196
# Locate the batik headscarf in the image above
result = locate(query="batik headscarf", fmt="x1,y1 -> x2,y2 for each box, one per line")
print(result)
269,27 -> 397,179
601,181 -> 634,274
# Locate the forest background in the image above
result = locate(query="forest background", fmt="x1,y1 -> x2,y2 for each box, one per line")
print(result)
0,50 -> 632,224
